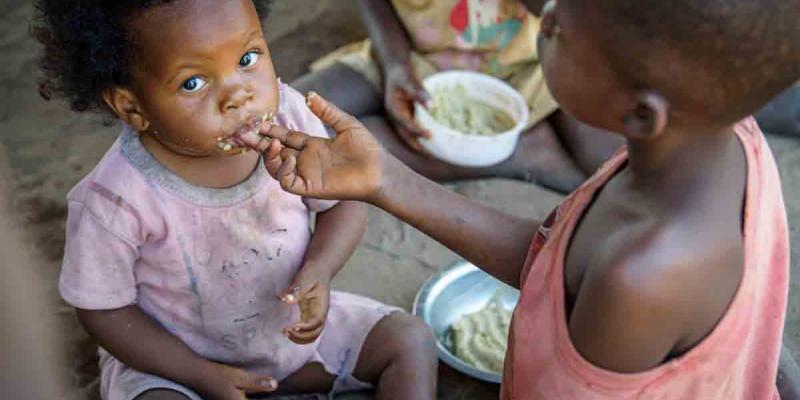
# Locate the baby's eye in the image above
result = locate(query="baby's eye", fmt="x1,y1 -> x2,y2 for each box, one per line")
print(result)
181,76 -> 208,93
239,51 -> 260,69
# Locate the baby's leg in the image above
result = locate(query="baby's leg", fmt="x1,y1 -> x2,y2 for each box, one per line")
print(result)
261,313 -> 436,399
134,389 -> 191,400
352,313 -> 437,400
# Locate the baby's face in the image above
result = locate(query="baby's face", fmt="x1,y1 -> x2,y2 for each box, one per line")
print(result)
536,0 -> 630,134
127,0 -> 278,157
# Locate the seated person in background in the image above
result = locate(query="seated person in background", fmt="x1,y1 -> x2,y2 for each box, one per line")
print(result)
294,0 -> 623,193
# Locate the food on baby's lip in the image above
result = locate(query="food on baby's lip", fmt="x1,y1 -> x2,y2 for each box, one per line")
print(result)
217,111 -> 278,152
429,84 -> 516,136
445,296 -> 512,374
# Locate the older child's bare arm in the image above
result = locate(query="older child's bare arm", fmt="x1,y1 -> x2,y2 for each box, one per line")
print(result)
241,95 -> 538,288
77,306 -> 276,400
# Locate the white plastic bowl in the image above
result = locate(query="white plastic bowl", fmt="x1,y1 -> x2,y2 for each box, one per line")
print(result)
415,71 -> 530,167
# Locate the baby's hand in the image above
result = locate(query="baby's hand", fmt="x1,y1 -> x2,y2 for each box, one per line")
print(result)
238,93 -> 394,203
281,271 -> 331,345
199,362 -> 277,400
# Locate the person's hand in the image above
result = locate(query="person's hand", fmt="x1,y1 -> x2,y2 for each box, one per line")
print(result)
383,66 -> 432,152
197,362 -> 277,400
280,268 -> 331,345
237,92 -> 395,203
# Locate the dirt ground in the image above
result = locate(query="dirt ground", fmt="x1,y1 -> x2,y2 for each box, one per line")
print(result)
1,1 -> 799,399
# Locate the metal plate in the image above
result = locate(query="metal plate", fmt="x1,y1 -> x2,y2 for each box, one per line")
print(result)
413,261 -> 519,384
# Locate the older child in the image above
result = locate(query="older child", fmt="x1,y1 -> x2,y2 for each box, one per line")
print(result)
35,1 -> 436,399
244,0 -> 800,398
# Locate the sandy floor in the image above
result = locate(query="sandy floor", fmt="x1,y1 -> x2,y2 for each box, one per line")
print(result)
1,1 -> 799,399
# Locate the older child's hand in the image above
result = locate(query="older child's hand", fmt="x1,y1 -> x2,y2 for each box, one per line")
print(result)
384,66 -> 432,152
199,362 -> 277,400
281,271 -> 331,345
239,93 -> 395,203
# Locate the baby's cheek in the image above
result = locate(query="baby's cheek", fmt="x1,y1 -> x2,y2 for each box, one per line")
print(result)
257,77 -> 280,112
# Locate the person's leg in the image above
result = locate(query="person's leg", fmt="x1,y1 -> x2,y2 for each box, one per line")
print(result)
292,63 -> 383,117
258,313 -> 436,400
351,313 -> 437,400
362,115 -> 586,192
549,110 -> 625,177
134,389 -> 192,400
294,64 -> 588,192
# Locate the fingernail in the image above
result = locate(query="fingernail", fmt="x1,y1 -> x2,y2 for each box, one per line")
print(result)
306,91 -> 318,107
259,378 -> 277,390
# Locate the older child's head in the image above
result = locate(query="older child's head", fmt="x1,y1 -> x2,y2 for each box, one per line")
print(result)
534,0 -> 800,138
35,0 -> 276,156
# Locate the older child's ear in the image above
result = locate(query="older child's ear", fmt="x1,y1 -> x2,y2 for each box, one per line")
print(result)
622,91 -> 669,140
102,87 -> 150,132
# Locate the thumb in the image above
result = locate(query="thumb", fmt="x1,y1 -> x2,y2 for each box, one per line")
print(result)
306,91 -> 362,133
409,81 -> 433,109
234,370 -> 278,394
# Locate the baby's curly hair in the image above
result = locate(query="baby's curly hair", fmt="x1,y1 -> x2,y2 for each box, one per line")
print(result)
33,0 -> 273,115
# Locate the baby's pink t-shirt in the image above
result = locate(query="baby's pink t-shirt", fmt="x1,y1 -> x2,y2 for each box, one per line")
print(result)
503,118 -> 789,399
59,83 -> 343,376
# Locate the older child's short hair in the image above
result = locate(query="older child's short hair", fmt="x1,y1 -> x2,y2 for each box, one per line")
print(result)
584,0 -> 800,124
34,0 -> 273,115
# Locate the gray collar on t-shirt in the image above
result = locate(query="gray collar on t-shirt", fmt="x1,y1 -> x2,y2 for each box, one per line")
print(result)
120,126 -> 267,207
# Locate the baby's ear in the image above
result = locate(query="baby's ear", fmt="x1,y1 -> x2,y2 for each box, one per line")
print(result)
622,91 -> 670,140
102,87 -> 150,132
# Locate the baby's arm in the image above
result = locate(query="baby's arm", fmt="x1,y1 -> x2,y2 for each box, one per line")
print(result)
280,201 -> 367,344
242,95 -> 539,288
77,306 -> 276,400
302,201 -> 367,284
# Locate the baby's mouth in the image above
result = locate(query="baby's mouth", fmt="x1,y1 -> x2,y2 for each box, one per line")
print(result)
217,111 -> 277,151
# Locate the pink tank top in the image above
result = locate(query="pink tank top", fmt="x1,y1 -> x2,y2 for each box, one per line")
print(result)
502,118 -> 789,399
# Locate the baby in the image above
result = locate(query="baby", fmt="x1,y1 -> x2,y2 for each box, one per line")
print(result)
35,1 -> 436,399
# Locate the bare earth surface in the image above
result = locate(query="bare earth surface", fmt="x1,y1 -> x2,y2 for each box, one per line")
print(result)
0,1 -> 798,399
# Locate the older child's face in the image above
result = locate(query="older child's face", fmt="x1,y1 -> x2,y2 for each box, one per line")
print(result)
535,0 -> 630,134
128,0 -> 278,157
